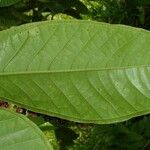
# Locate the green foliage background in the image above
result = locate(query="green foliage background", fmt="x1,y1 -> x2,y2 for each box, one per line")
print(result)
0,0 -> 150,150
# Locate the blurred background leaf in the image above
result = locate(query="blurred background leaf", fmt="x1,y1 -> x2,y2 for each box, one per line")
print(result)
71,115 -> 150,150
0,0 -> 22,7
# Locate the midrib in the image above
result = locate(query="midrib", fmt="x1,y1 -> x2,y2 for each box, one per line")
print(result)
0,65 -> 149,76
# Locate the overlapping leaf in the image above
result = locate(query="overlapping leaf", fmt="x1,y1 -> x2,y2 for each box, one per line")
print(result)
0,109 -> 53,150
0,20 -> 150,124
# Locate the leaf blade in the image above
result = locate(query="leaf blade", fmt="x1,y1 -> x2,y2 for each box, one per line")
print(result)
0,20 -> 150,124
0,109 -> 53,150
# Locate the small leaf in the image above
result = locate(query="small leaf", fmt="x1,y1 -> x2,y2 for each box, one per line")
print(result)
0,108 -> 53,150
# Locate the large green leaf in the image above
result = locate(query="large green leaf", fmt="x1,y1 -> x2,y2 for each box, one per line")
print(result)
0,108 -> 53,150
0,0 -> 21,7
0,20 -> 150,124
